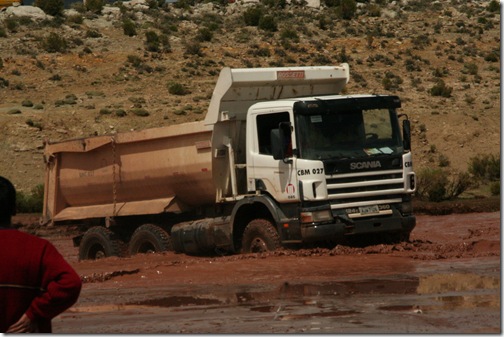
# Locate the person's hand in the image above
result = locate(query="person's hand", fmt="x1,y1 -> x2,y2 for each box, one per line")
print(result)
6,313 -> 37,333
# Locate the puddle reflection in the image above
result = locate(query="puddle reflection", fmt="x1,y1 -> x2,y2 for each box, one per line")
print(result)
79,272 -> 499,317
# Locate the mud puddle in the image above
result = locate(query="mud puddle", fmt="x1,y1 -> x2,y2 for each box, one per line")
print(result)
60,260 -> 500,334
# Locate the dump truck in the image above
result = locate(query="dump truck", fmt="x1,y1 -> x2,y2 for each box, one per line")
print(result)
42,63 -> 416,260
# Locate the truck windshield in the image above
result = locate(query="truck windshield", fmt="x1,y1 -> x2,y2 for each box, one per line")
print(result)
295,106 -> 403,161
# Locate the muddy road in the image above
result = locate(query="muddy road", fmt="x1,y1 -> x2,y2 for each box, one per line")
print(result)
17,211 -> 501,333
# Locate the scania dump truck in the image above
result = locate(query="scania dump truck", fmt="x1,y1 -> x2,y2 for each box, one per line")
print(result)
41,64 -> 416,260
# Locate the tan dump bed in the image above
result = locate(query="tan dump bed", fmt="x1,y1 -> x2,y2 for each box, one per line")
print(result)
43,122 -> 213,222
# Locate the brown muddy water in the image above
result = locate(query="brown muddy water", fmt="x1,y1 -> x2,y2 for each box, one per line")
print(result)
54,256 -> 500,334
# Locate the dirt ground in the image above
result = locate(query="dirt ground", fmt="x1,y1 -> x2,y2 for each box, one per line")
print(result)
13,207 -> 501,334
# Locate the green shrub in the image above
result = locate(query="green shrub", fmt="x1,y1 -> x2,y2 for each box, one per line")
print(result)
262,0 -> 286,9
8,109 -> 22,115
487,0 -> 500,12
115,109 -> 127,117
145,31 -> 160,52
21,100 -> 33,107
490,181 -> 500,196
42,32 -> 68,53
323,0 -> 339,7
416,168 -> 473,202
26,119 -> 43,130
337,0 -> 357,20
126,55 -> 143,68
280,28 -> 299,42
159,34 -> 171,53
66,14 -> 83,24
5,17 -> 19,32
85,0 -> 104,13
367,4 -> 381,17
123,19 -> 137,37
429,80 -> 452,97
438,154 -> 450,167
49,74 -> 61,81
35,0 -> 64,16
243,6 -> 263,26
382,71 -> 403,91
469,153 -> 500,182
484,52 -> 499,62
173,0 -> 195,9
462,62 -> 478,75
86,29 -> 102,38
258,15 -> 277,32
16,184 -> 44,213
168,82 -> 189,95
130,108 -> 150,117
71,2 -> 86,12
184,41 -> 203,56
196,28 -> 213,42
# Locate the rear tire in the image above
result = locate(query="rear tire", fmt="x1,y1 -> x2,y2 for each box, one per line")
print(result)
128,224 -> 172,255
241,219 -> 281,253
79,226 -> 125,261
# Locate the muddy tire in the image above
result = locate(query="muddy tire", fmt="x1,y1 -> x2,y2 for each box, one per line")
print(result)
241,219 -> 281,253
128,224 -> 172,255
79,226 -> 125,261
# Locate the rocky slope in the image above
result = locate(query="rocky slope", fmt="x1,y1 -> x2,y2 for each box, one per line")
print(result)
0,0 -> 500,194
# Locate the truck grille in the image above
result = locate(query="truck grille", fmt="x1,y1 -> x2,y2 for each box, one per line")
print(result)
326,169 -> 405,210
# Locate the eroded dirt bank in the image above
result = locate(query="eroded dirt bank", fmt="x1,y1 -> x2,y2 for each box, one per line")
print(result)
14,211 -> 502,333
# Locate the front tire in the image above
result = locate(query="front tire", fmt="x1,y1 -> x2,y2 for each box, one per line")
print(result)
128,224 -> 172,255
241,219 -> 281,253
79,226 -> 125,261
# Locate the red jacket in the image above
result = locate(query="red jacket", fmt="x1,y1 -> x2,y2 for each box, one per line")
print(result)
0,228 -> 82,332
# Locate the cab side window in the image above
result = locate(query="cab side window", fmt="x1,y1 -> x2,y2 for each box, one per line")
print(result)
257,112 -> 290,155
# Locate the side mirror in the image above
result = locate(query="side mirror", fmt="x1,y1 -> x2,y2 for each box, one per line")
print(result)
402,119 -> 411,151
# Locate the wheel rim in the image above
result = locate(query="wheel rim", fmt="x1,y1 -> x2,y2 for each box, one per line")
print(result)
250,237 -> 268,253
90,243 -> 106,259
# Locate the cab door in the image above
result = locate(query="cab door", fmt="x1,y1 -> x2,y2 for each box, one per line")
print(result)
247,110 -> 299,202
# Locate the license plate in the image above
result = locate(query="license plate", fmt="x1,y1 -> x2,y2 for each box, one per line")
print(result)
359,205 -> 380,215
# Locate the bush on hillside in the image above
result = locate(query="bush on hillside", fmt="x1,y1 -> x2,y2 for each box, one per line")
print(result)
35,0 -> 64,16
416,168 -> 473,202
122,19 -> 137,36
258,15 -> 277,32
337,0 -> 357,20
16,184 -> 44,213
86,0 -> 104,13
469,153 -> 500,182
429,80 -> 452,97
42,32 -> 68,53
243,6 -> 263,26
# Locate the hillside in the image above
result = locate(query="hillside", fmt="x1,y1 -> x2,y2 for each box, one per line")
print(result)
0,0 -> 500,195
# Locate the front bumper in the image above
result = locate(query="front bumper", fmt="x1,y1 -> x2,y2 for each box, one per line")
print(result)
300,212 -> 416,242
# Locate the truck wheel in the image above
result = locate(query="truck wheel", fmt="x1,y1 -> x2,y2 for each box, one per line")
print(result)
128,224 -> 172,255
79,226 -> 125,261
241,219 -> 281,253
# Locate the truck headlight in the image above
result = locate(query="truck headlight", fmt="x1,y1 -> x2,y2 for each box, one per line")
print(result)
300,209 -> 333,224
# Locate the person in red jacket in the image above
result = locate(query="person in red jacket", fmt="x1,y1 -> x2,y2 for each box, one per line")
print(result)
0,176 -> 82,333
